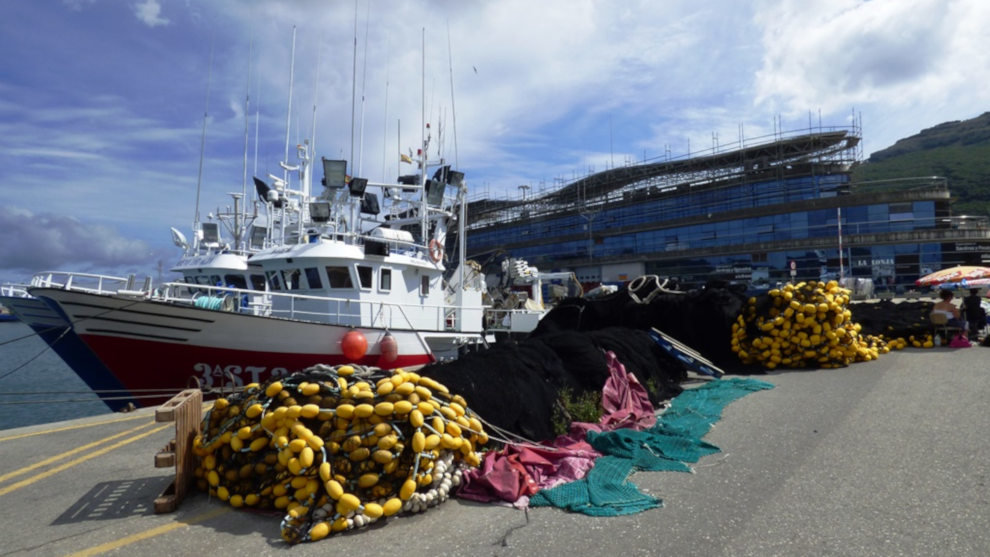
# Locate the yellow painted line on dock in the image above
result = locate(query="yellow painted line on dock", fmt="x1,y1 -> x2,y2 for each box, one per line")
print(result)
0,423 -> 170,497
0,412 -> 151,443
63,505 -> 232,557
0,421 -> 158,484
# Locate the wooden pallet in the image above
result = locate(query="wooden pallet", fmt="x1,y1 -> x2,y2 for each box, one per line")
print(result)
153,389 -> 202,513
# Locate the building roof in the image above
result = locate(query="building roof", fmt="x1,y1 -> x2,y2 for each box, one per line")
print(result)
546,130 -> 859,204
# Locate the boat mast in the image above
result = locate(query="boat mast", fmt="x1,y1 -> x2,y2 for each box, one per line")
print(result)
193,38 -> 215,249
348,2 -> 359,242
458,172 -> 466,290
446,21 -> 458,168
445,20 -> 464,290
276,26 -> 297,245
282,26 -> 296,189
349,1 -> 358,168
420,27 -> 428,246
253,78 -> 261,177
358,1 -> 370,177
381,37 -> 389,182
308,40 -> 323,201
237,38 -> 253,252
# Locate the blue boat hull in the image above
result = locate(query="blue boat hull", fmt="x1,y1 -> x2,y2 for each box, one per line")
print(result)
0,295 -> 134,411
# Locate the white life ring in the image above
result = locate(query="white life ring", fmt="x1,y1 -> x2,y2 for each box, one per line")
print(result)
429,239 -> 443,263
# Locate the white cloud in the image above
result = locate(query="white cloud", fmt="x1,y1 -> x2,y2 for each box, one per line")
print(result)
755,0 -> 945,109
0,206 -> 155,274
752,0 -> 990,152
5,148 -> 104,161
134,0 -> 169,28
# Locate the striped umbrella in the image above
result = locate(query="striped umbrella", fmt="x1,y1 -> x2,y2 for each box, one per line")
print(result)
954,277 -> 990,288
916,265 -> 990,287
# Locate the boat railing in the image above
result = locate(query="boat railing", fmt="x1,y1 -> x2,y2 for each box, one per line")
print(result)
156,282 -> 466,332
484,307 -> 545,333
30,271 -> 138,295
0,283 -> 30,298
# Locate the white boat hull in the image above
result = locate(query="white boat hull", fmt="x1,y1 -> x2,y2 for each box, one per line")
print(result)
31,287 -> 473,407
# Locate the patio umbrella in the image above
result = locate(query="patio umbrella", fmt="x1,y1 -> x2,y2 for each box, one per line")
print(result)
916,265 -> 990,287
954,277 -> 990,288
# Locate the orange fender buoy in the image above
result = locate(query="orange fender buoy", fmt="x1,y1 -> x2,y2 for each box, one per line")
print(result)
379,332 -> 398,365
341,330 -> 368,361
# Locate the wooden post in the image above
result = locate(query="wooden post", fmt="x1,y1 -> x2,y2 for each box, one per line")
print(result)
153,389 -> 202,513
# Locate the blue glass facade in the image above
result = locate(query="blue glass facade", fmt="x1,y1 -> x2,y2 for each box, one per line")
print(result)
471,174 -> 852,252
466,131 -> 990,292
483,199 -> 936,261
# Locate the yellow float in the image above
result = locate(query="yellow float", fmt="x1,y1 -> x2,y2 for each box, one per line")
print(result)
731,280 -> 913,369
192,363 -> 488,544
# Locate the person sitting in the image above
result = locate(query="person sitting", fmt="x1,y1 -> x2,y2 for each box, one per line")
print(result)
931,289 -> 968,341
962,288 -> 986,339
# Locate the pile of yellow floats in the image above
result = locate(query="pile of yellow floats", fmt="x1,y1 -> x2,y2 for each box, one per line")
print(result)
731,280 -> 913,370
192,364 -> 488,544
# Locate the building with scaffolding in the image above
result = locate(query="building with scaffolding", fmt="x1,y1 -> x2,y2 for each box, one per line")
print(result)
464,123 -> 990,293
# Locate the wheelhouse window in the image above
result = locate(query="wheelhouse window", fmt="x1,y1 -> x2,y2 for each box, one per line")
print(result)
420,275 -> 430,296
282,269 -> 302,290
250,274 -> 267,291
224,274 -> 248,290
265,270 -> 282,291
304,267 -> 323,289
357,266 -> 373,289
326,266 -> 354,289
379,268 -> 392,291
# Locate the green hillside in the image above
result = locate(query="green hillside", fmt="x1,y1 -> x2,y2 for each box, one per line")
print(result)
851,112 -> 990,216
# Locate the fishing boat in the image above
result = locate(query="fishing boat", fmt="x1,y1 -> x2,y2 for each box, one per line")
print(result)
0,284 -> 28,322
31,135 -> 486,407
0,274 -> 147,410
0,191 -> 265,411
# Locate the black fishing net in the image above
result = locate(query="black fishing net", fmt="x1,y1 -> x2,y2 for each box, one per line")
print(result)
420,327 -> 688,443
847,300 -> 935,339
532,280 -> 758,374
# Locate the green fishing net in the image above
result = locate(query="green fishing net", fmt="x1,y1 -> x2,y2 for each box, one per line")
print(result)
530,377 -> 773,516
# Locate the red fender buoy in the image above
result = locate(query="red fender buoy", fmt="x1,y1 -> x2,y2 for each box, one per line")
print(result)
379,332 -> 398,365
341,330 -> 368,362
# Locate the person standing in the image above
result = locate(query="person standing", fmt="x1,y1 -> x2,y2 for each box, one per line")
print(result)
963,288 -> 986,339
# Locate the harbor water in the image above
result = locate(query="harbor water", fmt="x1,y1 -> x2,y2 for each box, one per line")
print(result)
0,321 -> 111,430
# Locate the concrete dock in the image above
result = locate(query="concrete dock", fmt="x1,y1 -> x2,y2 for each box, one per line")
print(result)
2,346 -> 988,556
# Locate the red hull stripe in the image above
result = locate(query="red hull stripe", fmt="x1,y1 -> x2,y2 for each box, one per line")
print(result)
81,334 -> 433,405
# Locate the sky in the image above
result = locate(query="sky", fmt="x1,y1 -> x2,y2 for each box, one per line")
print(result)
0,0 -> 987,284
